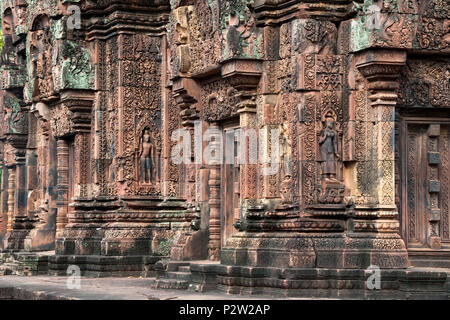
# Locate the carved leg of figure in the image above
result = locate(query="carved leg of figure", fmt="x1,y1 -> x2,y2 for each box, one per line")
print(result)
146,157 -> 152,184
140,159 -> 146,183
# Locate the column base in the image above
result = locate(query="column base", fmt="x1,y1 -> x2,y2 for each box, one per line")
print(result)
2,230 -> 29,251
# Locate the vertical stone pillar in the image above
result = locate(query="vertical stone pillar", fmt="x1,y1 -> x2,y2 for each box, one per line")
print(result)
208,124 -> 221,261
6,168 -> 15,233
13,156 -> 27,224
239,99 -> 258,202
371,92 -> 398,207
427,124 -> 442,249
56,139 -> 69,238
356,50 -> 406,211
3,150 -> 29,250
73,133 -> 90,199
352,50 -> 409,268
0,164 -> 7,244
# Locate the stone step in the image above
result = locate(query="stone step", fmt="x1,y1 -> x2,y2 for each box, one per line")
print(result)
165,271 -> 191,281
0,263 -> 20,275
166,262 -> 190,272
155,260 -> 191,272
150,279 -> 189,290
178,266 -> 190,273
18,265 -> 39,276
0,266 -> 12,276
0,255 -> 14,264
3,263 -> 21,271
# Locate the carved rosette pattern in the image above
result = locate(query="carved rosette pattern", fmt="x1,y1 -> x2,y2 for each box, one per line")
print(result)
50,106 -> 73,138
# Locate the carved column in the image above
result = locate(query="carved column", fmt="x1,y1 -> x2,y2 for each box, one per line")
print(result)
3,149 -> 29,250
13,153 -> 27,224
73,133 -> 90,199
208,123 -> 221,261
427,124 -> 442,249
56,139 -> 69,238
352,49 -> 409,268
356,50 -> 406,212
6,168 -> 15,233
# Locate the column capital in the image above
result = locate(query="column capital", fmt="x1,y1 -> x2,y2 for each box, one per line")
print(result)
355,50 -> 407,110
355,49 -> 406,92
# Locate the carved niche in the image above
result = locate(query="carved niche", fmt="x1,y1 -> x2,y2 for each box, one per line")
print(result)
29,14 -> 55,101
117,34 -> 163,196
317,110 -> 345,204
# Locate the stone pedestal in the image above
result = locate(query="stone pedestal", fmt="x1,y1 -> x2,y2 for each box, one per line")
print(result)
50,197 -> 192,276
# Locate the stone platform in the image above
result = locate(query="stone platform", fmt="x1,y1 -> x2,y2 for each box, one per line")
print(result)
0,275 -> 294,300
1,255 -> 449,299
214,266 -> 450,299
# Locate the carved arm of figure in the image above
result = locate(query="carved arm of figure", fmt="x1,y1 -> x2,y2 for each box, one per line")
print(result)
150,135 -> 159,180
137,134 -> 143,158
319,129 -> 327,145
333,131 -> 340,160
150,141 -> 156,169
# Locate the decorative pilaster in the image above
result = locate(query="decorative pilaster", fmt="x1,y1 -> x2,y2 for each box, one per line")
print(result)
3,150 -> 29,250
208,123 -> 221,261
427,124 -> 442,249
349,50 -> 409,268
356,50 -> 406,213
6,168 -> 15,233
73,133 -> 90,200
56,139 -> 69,238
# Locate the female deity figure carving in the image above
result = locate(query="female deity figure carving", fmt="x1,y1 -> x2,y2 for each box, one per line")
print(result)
139,129 -> 157,184
318,112 -> 340,183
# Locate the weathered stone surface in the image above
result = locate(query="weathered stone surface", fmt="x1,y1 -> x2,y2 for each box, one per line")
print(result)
0,0 -> 448,299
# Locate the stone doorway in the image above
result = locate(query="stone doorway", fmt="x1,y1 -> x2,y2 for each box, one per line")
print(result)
220,121 -> 240,248
397,113 -> 450,267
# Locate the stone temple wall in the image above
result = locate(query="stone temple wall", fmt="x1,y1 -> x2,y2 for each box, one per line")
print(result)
0,0 -> 449,296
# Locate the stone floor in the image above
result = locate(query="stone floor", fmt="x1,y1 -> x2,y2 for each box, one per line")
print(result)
1,270 -> 449,300
0,275 -> 307,300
